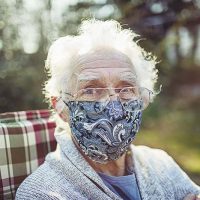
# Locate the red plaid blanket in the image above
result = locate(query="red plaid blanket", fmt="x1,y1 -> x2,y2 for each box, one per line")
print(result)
0,110 -> 56,200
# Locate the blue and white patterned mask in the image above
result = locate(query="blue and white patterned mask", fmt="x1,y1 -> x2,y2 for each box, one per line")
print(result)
65,99 -> 142,164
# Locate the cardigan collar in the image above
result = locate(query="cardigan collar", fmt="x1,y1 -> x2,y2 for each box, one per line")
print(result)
53,127 -> 174,200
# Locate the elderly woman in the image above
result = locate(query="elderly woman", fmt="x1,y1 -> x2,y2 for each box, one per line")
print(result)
16,19 -> 200,200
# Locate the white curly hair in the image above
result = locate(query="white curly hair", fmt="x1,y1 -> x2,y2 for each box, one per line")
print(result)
44,18 -> 158,106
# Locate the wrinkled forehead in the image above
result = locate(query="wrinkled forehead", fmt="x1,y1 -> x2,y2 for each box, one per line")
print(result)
73,49 -> 137,81
75,48 -> 133,68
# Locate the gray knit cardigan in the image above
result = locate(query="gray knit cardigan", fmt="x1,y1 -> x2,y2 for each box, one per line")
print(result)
16,128 -> 200,200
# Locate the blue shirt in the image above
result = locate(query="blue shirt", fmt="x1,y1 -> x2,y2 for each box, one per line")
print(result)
98,172 -> 141,200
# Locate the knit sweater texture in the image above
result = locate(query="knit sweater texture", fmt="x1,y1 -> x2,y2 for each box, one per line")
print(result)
16,128 -> 200,200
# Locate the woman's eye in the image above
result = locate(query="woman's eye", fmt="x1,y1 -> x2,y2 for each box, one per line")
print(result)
115,88 -> 121,93
122,88 -> 129,92
121,88 -> 131,93
85,88 -> 95,95
121,87 -> 138,95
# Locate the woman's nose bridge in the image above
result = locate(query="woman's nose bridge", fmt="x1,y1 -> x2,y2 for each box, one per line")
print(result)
108,87 -> 115,95
107,88 -> 119,100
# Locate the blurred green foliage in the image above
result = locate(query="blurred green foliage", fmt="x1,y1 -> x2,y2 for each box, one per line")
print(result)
0,0 -> 200,183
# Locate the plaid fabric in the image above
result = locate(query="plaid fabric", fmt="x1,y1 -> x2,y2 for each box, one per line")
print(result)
0,110 -> 56,200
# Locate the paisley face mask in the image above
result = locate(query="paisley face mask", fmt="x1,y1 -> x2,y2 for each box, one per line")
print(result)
65,99 -> 143,164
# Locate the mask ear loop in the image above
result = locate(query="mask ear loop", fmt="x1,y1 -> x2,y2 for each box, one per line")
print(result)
137,84 -> 162,110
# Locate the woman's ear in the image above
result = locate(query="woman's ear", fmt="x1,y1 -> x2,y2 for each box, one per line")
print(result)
51,96 -> 58,109
51,96 -> 69,122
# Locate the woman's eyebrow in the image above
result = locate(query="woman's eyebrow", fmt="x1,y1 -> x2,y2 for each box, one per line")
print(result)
75,74 -> 102,89
77,74 -> 100,82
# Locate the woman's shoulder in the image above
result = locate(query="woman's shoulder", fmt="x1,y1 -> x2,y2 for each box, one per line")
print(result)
15,161 -> 85,200
131,144 -> 178,171
15,162 -> 61,199
131,144 -> 171,160
131,144 -> 200,195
